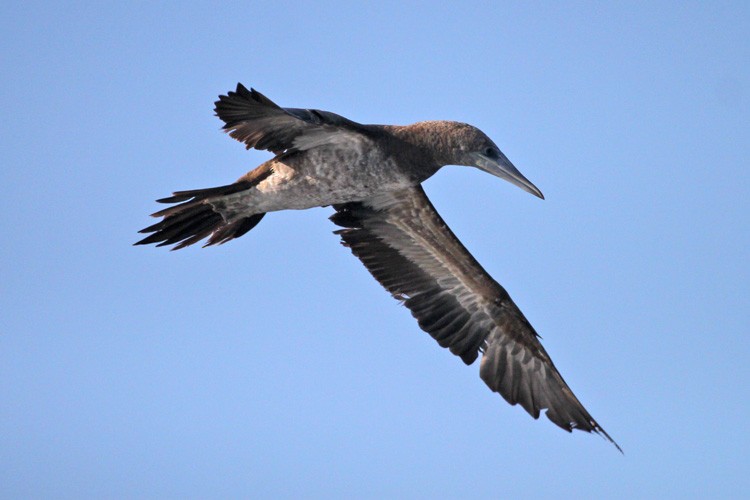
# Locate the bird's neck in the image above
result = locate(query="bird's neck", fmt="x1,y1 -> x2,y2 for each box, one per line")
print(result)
381,121 -> 460,180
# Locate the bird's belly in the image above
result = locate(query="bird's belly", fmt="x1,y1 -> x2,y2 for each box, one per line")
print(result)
232,152 -> 413,213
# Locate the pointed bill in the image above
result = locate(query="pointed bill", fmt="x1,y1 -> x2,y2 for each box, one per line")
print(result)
473,151 -> 544,199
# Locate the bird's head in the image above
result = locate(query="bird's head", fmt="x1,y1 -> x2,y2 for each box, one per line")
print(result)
433,121 -> 544,199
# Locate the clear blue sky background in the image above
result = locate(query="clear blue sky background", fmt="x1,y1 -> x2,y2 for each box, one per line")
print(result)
2,1 -> 748,498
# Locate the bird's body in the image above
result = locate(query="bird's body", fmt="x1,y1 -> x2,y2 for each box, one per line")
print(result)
136,84 -> 620,451
201,119 -> 499,215
231,135 -> 406,213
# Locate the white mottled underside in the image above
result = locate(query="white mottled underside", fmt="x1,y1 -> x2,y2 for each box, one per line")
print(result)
216,138 -> 414,220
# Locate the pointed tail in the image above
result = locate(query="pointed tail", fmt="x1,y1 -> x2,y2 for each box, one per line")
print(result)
135,181 -> 265,250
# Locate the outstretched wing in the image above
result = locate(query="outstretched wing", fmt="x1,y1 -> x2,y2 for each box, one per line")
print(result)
331,186 -> 620,450
214,83 -> 368,154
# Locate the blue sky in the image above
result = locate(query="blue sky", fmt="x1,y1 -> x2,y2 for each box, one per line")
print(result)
2,1 -> 748,497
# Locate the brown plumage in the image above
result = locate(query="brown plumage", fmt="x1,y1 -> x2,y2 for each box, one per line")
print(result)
136,83 -> 620,451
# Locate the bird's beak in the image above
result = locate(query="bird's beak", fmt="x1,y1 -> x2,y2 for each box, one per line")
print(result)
473,151 -> 544,199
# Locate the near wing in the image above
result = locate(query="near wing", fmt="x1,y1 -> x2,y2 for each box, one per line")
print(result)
330,186 -> 620,450
214,83 -> 367,154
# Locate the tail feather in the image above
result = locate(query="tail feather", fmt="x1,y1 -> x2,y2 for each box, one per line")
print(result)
135,182 -> 265,250
139,203 -> 206,233
204,214 -> 264,246
156,210 -> 222,247
150,200 -> 204,219
156,180 -> 254,204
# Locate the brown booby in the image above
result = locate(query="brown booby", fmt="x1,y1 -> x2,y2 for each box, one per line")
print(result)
136,83 -> 620,451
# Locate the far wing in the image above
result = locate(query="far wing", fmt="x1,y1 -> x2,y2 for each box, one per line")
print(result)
331,186 -> 619,450
214,83 -> 368,154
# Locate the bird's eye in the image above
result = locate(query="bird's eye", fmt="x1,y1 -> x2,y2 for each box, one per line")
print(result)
484,147 -> 498,158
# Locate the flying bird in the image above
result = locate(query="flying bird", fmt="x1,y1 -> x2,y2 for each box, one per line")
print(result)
136,83 -> 620,451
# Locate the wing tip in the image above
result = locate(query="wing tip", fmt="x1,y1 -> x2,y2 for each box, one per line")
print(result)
549,409 -> 622,453
590,421 -> 623,454
236,82 -> 250,94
